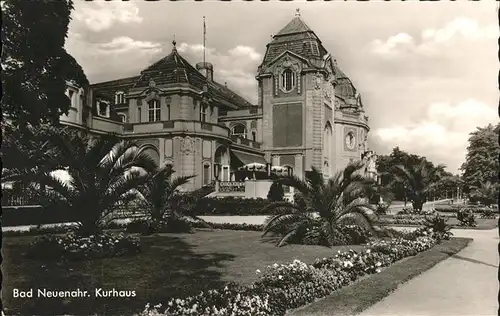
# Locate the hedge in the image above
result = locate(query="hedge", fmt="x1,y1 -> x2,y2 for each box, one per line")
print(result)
434,205 -> 498,214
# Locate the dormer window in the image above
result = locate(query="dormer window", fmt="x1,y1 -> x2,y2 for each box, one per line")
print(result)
148,99 -> 161,122
200,104 -> 208,122
281,68 -> 295,92
115,91 -> 125,104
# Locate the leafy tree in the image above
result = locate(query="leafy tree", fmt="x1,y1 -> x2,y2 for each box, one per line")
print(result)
267,181 -> 285,202
377,147 -> 448,201
2,0 -> 88,126
392,161 -> 446,211
460,123 -> 500,195
262,162 -> 376,247
136,164 -> 203,233
36,129 -> 157,236
469,181 -> 498,206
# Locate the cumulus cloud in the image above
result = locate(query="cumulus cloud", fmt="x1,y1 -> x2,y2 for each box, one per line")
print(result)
73,1 -> 143,32
65,33 -> 163,82
369,17 -> 498,58
175,42 -> 261,102
373,99 -> 497,172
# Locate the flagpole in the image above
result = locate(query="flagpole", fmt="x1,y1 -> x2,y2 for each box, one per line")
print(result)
203,16 -> 206,65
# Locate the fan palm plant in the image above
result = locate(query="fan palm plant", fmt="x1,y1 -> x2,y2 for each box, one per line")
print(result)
392,161 -> 445,211
469,181 -> 498,207
262,162 -> 377,247
136,163 -> 206,232
35,128 -> 158,236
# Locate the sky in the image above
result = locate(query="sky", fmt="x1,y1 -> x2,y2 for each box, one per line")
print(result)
65,0 -> 499,175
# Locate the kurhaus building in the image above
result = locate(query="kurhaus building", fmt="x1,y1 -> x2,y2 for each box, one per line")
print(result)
61,12 -> 371,191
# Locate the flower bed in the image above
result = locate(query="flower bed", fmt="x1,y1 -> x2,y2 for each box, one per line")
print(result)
375,214 -> 428,226
434,205 -> 498,214
139,229 -> 447,316
27,231 -> 141,260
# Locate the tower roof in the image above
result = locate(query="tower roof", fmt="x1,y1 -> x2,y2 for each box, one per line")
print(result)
275,16 -> 314,37
259,12 -> 328,70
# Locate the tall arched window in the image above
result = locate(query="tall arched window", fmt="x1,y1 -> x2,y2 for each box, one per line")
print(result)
231,124 -> 247,138
251,130 -> 256,142
281,68 -> 295,92
148,99 -> 161,122
203,163 -> 211,185
323,123 -> 333,177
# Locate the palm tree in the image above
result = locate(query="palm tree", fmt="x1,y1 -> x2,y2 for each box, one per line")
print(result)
262,162 -> 377,247
36,128 -> 158,236
392,161 -> 445,211
136,164 -> 204,232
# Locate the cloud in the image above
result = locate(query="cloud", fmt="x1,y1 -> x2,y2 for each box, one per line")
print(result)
369,17 -> 497,58
373,99 -> 497,172
65,33 -> 163,82
175,42 -> 261,102
73,1 -> 143,32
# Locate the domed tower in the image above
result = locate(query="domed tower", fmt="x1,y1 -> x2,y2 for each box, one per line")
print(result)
256,9 -> 338,179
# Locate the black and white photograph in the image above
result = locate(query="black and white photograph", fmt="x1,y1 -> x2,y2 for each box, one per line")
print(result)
1,1 -> 499,315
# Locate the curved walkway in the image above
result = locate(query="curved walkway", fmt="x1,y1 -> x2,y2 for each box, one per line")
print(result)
359,228 -> 498,316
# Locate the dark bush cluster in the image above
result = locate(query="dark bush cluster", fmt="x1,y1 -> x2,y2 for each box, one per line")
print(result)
456,209 -> 477,227
191,197 -> 279,216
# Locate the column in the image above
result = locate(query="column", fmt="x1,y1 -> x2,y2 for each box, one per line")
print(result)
294,154 -> 304,180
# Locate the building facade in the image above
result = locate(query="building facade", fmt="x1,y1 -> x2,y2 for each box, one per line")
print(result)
61,12 -> 371,191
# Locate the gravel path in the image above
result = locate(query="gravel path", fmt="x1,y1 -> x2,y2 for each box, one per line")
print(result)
359,228 -> 499,316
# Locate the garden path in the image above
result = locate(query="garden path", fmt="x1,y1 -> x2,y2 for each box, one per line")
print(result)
359,228 -> 498,316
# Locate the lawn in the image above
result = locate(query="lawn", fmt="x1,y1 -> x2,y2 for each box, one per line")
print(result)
2,229 -> 366,316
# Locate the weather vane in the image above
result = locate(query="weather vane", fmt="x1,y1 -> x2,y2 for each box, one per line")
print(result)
295,8 -> 300,17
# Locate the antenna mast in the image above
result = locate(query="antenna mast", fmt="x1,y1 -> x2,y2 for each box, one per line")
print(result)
203,16 -> 206,64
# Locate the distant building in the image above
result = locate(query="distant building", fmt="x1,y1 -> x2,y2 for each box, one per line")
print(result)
61,12 -> 371,191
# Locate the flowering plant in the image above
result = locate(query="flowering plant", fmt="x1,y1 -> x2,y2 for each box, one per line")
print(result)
28,231 -> 140,260
139,231 -> 442,316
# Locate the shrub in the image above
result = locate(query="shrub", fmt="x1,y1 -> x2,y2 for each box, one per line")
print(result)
267,181 -> 285,202
27,231 -> 140,260
191,197 -> 274,216
424,215 -> 451,234
126,217 -> 195,234
456,209 -> 477,227
375,202 -> 390,215
480,208 -> 498,219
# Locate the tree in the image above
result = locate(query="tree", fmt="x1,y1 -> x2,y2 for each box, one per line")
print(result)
36,129 -> 158,236
136,164 -> 200,233
460,123 -> 500,195
2,0 -> 88,126
469,181 -> 498,206
262,163 -> 376,247
392,161 -> 446,211
267,181 -> 285,202
377,147 -> 448,201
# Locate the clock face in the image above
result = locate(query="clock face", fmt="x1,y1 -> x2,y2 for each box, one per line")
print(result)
345,133 -> 356,150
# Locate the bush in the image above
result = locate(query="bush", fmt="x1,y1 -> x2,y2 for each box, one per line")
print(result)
27,231 -> 140,260
267,181 -> 285,202
125,217 -> 195,235
375,202 -> 390,215
456,209 -> 477,227
191,197 -> 275,216
480,208 -> 498,219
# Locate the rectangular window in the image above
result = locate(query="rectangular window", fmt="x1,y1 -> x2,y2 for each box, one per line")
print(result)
200,104 -> 207,122
137,106 -> 142,123
166,104 -> 171,120
148,100 -> 161,122
203,164 -> 210,185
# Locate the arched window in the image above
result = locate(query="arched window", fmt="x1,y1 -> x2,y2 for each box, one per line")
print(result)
281,68 -> 295,92
231,124 -> 247,138
323,122 -> 333,177
251,131 -> 256,142
148,99 -> 161,122
166,98 -> 171,120
98,101 -> 109,117
203,163 -> 211,185
118,113 -> 126,123
115,91 -> 125,104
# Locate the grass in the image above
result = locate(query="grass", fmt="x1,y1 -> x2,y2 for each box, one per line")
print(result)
2,229 -> 366,316
287,237 -> 472,316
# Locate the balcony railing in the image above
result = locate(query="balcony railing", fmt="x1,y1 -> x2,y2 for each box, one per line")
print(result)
218,181 -> 245,193
124,120 -> 230,138
230,135 -> 262,149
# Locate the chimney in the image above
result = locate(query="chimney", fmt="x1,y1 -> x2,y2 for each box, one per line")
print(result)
196,62 -> 214,81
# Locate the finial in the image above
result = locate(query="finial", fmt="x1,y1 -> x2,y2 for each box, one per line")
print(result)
172,35 -> 177,51
295,8 -> 300,17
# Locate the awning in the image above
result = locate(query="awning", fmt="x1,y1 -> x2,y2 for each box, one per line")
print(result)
231,150 -> 267,166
